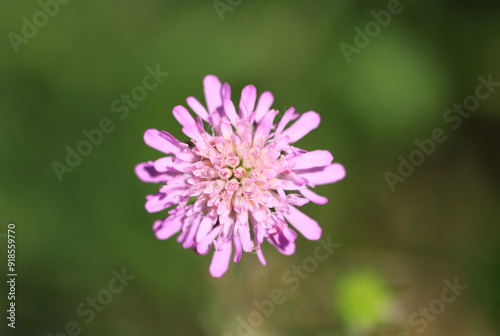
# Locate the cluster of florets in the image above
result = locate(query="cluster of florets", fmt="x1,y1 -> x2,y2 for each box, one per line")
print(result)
136,75 -> 345,277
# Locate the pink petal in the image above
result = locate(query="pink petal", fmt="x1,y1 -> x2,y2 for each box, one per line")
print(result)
196,215 -> 217,243
238,224 -> 253,252
286,194 -> 310,206
203,75 -> 222,114
154,157 -> 194,173
209,240 -> 232,277
279,172 -> 308,187
281,111 -> 320,143
239,85 -> 257,117
220,212 -> 235,240
298,163 -> 346,186
254,91 -> 274,122
196,226 -> 222,255
223,99 -> 239,126
268,228 -> 297,255
233,234 -> 242,263
290,150 -> 333,170
251,205 -> 268,223
145,193 -> 169,213
300,188 -> 328,205
153,219 -> 162,231
276,179 -> 302,191
186,96 -> 209,121
256,248 -> 266,266
176,226 -> 189,243
283,227 -> 298,242
275,107 -> 297,137
172,105 -> 199,140
254,222 -> 265,245
145,188 -> 184,212
154,216 -> 183,240
143,129 -> 182,154
153,157 -> 175,172
253,109 -> 277,145
221,82 -> 231,100
283,205 -> 322,240
209,109 -> 223,134
173,147 -> 198,163
220,117 -> 234,139
182,216 -> 201,249
135,162 -> 168,183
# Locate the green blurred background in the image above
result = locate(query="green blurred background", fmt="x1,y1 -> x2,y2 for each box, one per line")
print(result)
1,0 -> 499,335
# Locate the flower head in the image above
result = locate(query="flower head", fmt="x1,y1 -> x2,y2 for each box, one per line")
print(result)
135,75 -> 345,277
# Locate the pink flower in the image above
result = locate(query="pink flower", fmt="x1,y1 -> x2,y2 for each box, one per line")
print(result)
135,75 -> 345,277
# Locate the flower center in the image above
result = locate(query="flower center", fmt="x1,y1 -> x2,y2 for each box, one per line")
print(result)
193,134 -> 256,183
189,131 -> 288,212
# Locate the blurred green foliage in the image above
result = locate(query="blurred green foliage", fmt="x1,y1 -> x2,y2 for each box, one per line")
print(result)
335,269 -> 392,332
0,0 -> 499,335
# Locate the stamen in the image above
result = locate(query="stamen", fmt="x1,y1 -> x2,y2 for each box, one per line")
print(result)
234,167 -> 246,178
218,168 -> 233,180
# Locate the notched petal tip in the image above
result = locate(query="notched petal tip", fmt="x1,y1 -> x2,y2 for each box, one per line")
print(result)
154,216 -> 182,240
135,162 -> 167,183
143,129 -> 182,155
209,241 -> 232,278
